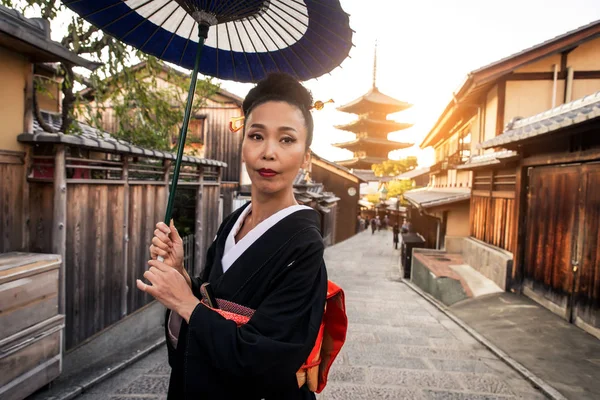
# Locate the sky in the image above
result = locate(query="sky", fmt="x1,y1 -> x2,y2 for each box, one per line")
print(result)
39,0 -> 600,168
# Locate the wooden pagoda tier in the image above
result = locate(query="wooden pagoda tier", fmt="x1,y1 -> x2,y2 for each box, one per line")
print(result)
336,155 -> 389,170
332,137 -> 412,153
337,87 -> 412,115
335,117 -> 413,136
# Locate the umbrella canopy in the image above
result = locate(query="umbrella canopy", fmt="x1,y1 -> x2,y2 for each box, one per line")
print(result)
62,0 -> 353,82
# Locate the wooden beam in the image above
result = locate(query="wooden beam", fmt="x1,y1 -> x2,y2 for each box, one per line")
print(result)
521,149 -> 600,167
194,167 -> 204,276
121,156 -> 129,317
574,71 -> 600,79
23,65 -> 33,134
496,80 -> 506,136
506,72 -> 558,81
21,147 -> 31,251
52,145 -> 67,315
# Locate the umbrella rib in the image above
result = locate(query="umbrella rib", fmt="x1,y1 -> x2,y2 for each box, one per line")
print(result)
216,1 -> 258,18
140,3 -> 180,51
93,0 -> 155,31
224,23 -> 238,81
253,15 -> 302,79
62,0 -> 124,19
239,20 -> 268,78
245,17 -> 283,74
178,19 -> 196,66
215,21 -> 219,78
269,2 -> 333,68
272,1 -> 345,68
279,0 -> 352,45
231,21 -> 255,82
120,0 -> 173,41
159,6 -> 187,59
261,12 -> 318,78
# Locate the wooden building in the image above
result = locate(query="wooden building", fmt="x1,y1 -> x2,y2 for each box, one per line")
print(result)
78,62 -> 244,218
309,152 -> 364,243
416,19 -> 600,338
466,92 -> 600,338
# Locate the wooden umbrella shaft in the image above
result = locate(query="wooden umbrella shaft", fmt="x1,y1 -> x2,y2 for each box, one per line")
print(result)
163,23 -> 210,226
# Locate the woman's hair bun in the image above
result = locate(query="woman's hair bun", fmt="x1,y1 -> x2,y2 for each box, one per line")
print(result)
243,73 -> 313,115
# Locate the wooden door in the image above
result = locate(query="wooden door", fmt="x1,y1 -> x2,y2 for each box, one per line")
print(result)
572,164 -> 600,333
524,165 -> 580,319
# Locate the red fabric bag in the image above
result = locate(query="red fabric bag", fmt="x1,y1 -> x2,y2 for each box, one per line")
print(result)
201,280 -> 347,393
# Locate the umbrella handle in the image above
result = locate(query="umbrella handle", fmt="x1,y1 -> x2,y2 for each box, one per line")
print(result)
162,23 -> 209,226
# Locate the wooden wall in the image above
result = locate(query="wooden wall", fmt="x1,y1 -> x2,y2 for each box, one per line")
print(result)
310,161 -> 360,244
470,167 -> 517,254
202,106 -> 243,183
0,150 -> 26,253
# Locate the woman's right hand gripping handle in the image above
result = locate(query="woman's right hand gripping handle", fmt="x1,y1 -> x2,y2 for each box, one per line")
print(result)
150,220 -> 192,288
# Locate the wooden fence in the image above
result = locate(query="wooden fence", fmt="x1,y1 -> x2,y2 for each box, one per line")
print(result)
9,144 -> 224,349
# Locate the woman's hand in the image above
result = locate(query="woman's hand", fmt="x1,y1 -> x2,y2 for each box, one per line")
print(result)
136,260 -> 200,323
150,220 -> 184,269
149,220 -> 193,287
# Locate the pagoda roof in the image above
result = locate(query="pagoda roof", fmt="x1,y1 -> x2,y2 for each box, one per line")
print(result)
336,155 -> 388,170
338,87 -> 412,115
332,137 -> 413,151
335,117 -> 412,134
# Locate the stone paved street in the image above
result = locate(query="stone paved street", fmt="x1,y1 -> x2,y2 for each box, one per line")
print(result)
74,230 -> 546,399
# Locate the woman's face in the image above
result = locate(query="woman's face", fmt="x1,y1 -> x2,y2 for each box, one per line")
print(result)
242,101 -> 310,195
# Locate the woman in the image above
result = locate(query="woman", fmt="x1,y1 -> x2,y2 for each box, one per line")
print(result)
136,73 -> 328,399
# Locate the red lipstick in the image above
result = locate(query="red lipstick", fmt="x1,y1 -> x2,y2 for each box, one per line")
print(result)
258,168 -> 277,178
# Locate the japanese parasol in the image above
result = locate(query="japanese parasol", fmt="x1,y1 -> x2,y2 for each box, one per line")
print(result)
61,0 -> 353,227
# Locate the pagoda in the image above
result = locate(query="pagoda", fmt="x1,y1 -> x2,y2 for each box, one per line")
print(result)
333,45 -> 413,171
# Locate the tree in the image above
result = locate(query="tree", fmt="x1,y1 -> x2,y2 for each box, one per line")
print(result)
3,0 -> 217,150
371,157 -> 418,177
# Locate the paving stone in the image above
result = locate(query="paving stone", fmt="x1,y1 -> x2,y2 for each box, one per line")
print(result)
427,358 -> 492,373
369,368 -> 463,390
457,373 -> 515,395
327,365 -> 368,384
396,345 -> 481,360
347,352 -> 430,369
146,362 -> 172,376
423,390 -> 512,400
375,332 -> 430,346
320,384 -> 425,400
115,376 -> 169,395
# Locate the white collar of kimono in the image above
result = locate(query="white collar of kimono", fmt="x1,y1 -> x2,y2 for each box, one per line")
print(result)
222,204 -> 312,273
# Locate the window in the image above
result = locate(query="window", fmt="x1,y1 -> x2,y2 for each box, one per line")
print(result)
188,116 -> 205,143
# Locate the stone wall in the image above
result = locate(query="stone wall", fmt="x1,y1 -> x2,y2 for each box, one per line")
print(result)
445,236 -> 513,290
411,249 -> 468,306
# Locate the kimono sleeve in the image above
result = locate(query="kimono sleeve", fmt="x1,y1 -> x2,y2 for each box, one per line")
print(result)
185,235 -> 327,390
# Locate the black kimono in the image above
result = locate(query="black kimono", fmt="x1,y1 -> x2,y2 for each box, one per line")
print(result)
165,203 -> 328,399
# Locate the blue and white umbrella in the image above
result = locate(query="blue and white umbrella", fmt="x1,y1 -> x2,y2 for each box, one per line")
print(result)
62,0 -> 353,223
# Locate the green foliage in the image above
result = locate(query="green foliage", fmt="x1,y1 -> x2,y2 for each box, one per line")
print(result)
386,179 -> 414,200
85,55 -> 218,151
371,157 -> 418,177
4,0 -> 218,150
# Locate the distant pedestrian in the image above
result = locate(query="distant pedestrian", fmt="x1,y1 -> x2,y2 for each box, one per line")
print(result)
376,216 -> 382,232
393,224 -> 400,250
371,218 -> 377,234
